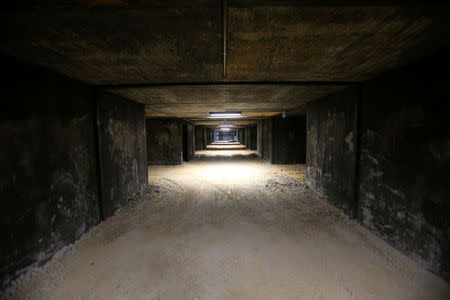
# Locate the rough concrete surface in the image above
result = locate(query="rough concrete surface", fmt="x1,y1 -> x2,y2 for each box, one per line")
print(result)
4,160 -> 449,299
262,118 -> 273,163
272,116 -> 306,164
306,88 -> 358,216
358,55 -> 450,279
249,124 -> 257,150
146,119 -> 182,165
306,53 -> 450,279
96,92 -> 148,218
3,2 -> 448,86
182,121 -> 195,162
0,55 -> 100,285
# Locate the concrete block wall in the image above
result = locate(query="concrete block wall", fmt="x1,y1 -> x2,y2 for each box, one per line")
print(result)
358,59 -> 450,279
245,127 -> 250,148
306,89 -> 359,215
257,120 -> 263,157
206,128 -> 212,146
250,124 -> 257,150
272,116 -> 306,164
239,129 -> 245,144
306,53 -> 450,280
1,57 -> 100,285
182,121 -> 195,162
262,118 -> 273,163
96,92 -> 148,218
194,126 -> 204,150
147,119 -> 182,165
203,128 -> 210,148
259,117 -> 307,164
0,56 -> 148,286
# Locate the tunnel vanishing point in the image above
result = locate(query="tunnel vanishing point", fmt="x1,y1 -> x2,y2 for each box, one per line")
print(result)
1,1 -> 450,299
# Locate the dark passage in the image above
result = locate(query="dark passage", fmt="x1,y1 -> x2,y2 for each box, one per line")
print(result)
1,1 -> 450,298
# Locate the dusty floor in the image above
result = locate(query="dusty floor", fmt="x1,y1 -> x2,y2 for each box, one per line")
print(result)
6,158 -> 450,299
206,144 -> 246,150
195,149 -> 258,160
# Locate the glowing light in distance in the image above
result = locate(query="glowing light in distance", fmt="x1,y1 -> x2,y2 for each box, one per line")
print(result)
209,112 -> 242,118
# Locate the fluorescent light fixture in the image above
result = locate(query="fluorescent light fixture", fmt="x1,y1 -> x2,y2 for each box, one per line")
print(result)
209,112 -> 242,118
220,124 -> 234,127
220,128 -> 231,131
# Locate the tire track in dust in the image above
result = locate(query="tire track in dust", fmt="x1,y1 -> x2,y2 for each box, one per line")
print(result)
158,178 -> 186,193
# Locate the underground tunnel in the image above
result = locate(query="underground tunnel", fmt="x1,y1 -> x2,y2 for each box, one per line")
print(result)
1,1 -> 450,299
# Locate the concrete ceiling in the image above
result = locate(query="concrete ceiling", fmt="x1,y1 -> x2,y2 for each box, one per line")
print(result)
192,120 -> 262,127
2,1 -> 449,120
108,84 -> 349,118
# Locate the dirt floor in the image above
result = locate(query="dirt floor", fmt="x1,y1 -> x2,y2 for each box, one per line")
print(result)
5,158 -> 450,299
195,150 -> 258,160
206,144 -> 246,150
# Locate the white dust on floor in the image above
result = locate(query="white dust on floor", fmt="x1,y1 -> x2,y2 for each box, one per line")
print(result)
194,149 -> 258,159
7,160 -> 450,300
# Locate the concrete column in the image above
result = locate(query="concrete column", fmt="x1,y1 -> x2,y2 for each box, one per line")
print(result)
182,121 -> 195,162
257,120 -> 263,158
239,129 -> 245,144
194,126 -> 204,150
99,92 -> 148,217
245,126 -> 250,148
260,117 -> 306,164
305,54 -> 450,278
207,128 -> 212,145
147,118 -> 183,165
203,128 -> 211,148
272,116 -> 306,164
262,118 -> 273,163
1,57 -> 148,279
250,124 -> 257,150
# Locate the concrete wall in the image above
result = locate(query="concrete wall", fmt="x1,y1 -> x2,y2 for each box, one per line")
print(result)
194,126 -> 204,151
306,53 -> 450,280
306,89 -> 359,215
0,56 -> 151,286
257,120 -> 263,157
245,127 -> 250,148
0,57 -> 100,284
203,128 -> 209,148
260,117 -> 307,164
250,124 -> 257,150
358,59 -> 450,279
272,116 -> 307,164
147,119 -> 182,165
238,129 -> 244,145
96,92 -> 148,218
206,128 -> 212,146
262,118 -> 273,163
182,121 -> 195,162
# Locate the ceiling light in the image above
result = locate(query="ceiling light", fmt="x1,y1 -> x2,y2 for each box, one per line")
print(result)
220,128 -> 231,131
209,112 -> 242,118
220,124 -> 234,127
